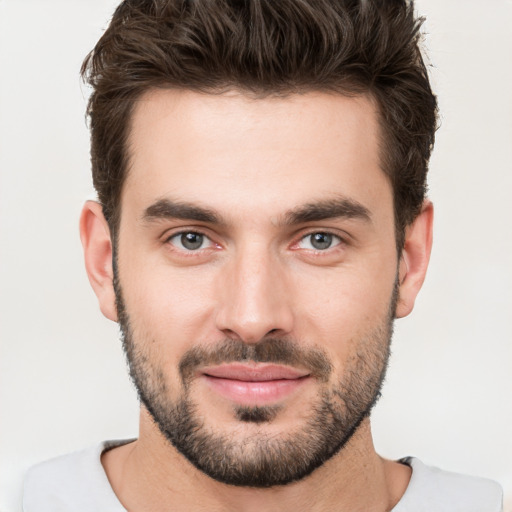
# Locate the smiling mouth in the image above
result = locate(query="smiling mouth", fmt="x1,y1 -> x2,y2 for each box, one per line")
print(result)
201,363 -> 311,404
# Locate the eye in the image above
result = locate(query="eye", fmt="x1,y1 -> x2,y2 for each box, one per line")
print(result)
298,232 -> 342,251
168,232 -> 213,251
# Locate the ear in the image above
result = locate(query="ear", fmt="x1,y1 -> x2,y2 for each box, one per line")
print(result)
395,201 -> 434,319
79,201 -> 118,322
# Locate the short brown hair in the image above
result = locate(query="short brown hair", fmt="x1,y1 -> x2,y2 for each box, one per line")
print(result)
81,0 -> 437,247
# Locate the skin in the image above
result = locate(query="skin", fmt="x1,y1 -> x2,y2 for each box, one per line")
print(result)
80,89 -> 433,511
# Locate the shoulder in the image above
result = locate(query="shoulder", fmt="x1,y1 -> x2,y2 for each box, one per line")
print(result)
23,440 -> 132,512
393,457 -> 503,512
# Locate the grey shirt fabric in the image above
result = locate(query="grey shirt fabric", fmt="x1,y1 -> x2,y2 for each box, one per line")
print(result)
24,440 -> 129,512
23,440 -> 503,511
393,457 -> 503,512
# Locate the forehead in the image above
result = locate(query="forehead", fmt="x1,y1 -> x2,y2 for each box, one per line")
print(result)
122,89 -> 391,225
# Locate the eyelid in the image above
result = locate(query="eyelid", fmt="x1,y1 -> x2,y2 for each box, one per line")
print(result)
171,232 -> 210,249
161,226 -> 349,253
162,225 -> 211,241
163,227 -> 221,252
290,229 -> 348,252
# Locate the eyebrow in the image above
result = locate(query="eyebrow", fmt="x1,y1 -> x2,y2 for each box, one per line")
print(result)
282,197 -> 371,225
142,196 -> 371,226
143,199 -> 222,224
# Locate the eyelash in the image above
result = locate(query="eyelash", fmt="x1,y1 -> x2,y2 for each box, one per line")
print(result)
292,230 -> 346,253
164,229 -> 347,256
165,230 -> 218,253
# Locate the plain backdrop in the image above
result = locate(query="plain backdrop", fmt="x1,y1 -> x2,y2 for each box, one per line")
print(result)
1,1 -> 511,511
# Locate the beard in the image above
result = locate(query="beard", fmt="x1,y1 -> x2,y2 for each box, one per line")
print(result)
114,273 -> 397,488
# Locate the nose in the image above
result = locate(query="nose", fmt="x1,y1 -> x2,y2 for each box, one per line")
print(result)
214,245 -> 294,343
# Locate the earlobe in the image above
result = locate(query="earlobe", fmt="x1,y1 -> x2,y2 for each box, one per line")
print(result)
395,201 -> 434,319
79,201 -> 118,322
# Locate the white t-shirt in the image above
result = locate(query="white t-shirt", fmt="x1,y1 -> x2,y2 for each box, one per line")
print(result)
23,440 -> 503,512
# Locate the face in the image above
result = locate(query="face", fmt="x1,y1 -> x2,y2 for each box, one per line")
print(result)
114,90 -> 399,486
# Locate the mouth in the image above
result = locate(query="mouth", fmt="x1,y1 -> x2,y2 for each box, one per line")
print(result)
200,363 -> 311,405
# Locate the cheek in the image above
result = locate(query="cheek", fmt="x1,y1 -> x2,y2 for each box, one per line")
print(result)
292,265 -> 396,360
118,252 -> 219,359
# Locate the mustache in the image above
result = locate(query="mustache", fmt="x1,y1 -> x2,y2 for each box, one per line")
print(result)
179,337 -> 333,384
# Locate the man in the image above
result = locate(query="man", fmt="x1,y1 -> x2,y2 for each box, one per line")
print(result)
23,0 -> 503,510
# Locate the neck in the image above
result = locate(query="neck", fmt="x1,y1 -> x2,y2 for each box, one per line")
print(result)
102,410 -> 410,512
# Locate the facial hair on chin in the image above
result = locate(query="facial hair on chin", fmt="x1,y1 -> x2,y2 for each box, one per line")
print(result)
113,270 -> 397,488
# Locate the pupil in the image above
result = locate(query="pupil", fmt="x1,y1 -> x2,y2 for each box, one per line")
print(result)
311,233 -> 332,250
181,233 -> 203,250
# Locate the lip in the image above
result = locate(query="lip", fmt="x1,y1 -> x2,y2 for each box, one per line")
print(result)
201,364 -> 310,405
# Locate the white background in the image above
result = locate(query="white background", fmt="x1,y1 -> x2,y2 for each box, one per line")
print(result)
0,1 -> 511,510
